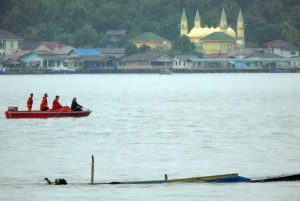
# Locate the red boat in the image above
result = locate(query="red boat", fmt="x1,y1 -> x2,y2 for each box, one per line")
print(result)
5,107 -> 91,119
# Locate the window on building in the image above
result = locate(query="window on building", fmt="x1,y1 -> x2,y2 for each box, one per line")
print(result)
10,41 -> 13,48
3,41 -> 6,49
0,41 -> 3,49
291,51 -> 296,55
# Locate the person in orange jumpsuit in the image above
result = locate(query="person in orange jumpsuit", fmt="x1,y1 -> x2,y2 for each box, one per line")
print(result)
40,93 -> 49,111
27,93 -> 33,111
52,95 -> 63,110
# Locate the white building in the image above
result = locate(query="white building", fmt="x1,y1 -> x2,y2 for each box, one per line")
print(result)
0,29 -> 22,56
265,40 -> 299,58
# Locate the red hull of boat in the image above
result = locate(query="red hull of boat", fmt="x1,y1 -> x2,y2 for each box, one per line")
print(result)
5,110 -> 91,119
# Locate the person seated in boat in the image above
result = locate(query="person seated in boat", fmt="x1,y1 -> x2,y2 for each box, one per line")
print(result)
71,97 -> 83,111
40,93 -> 49,111
52,95 -> 63,110
27,93 -> 33,111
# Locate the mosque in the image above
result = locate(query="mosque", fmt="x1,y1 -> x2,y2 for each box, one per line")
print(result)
180,8 -> 245,55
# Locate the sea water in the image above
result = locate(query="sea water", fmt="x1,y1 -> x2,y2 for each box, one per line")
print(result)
0,74 -> 300,201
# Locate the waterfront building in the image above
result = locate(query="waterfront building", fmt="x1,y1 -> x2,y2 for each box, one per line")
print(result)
180,8 -> 245,55
121,53 -> 174,70
265,39 -> 299,58
0,29 -> 22,56
1,50 -> 30,72
173,54 -> 200,70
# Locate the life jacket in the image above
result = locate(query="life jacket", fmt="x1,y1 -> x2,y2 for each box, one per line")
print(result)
27,97 -> 33,107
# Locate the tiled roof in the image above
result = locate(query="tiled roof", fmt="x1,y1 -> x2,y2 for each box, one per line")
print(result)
0,29 -> 22,40
201,32 -> 236,42
129,32 -> 170,43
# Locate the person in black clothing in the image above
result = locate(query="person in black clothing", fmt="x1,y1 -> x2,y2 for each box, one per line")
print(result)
71,97 -> 83,111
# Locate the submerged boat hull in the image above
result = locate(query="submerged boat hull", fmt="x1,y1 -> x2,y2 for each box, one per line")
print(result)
93,173 -> 300,185
95,173 -> 251,185
5,110 -> 91,119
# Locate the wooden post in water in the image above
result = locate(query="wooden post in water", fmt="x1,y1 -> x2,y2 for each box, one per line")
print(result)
91,155 -> 94,184
164,174 -> 168,181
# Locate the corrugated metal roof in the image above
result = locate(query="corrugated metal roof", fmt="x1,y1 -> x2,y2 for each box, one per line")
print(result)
189,57 -> 300,62
122,53 -> 173,62
98,48 -> 125,54
7,50 -> 32,59
52,46 -> 74,55
74,48 -> 101,56
122,53 -> 163,61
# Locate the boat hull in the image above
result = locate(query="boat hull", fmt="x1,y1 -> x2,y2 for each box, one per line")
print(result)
251,173 -> 300,182
93,173 -> 300,185
5,110 -> 91,119
95,173 -> 251,185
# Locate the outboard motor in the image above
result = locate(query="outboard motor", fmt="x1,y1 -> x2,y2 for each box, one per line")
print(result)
8,107 -> 18,111
5,107 -> 18,118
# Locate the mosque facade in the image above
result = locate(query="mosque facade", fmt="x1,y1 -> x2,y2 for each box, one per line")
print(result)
180,8 -> 245,54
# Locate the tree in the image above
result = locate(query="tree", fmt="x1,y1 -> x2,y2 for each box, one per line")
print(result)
0,0 -> 299,48
172,35 -> 195,53
72,24 -> 101,47
138,44 -> 152,53
124,43 -> 138,56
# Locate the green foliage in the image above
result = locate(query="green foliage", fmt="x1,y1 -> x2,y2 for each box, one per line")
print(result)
0,0 -> 299,48
172,35 -> 195,53
138,44 -> 152,53
125,43 -> 138,56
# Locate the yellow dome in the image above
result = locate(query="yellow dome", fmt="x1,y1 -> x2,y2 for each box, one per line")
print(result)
202,27 -> 210,37
188,27 -> 207,38
188,27 -> 200,37
226,27 -> 237,38
215,27 -> 221,32
209,27 -> 215,35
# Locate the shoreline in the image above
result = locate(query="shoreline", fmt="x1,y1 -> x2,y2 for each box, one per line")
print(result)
1,68 -> 299,75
